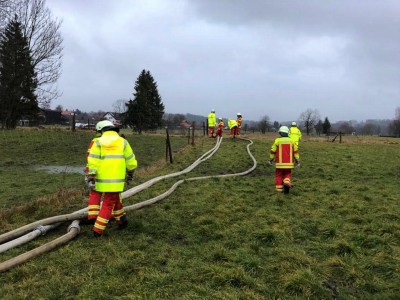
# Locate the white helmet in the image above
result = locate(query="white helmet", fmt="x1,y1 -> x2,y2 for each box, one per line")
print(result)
96,120 -> 115,131
279,126 -> 290,134
211,109 -> 215,113
218,117 -> 222,120
237,113 -> 241,116
291,122 -> 297,126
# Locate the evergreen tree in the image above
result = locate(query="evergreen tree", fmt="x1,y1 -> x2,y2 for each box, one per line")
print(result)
0,15 -> 38,129
123,70 -> 164,134
315,119 -> 323,136
322,117 -> 331,134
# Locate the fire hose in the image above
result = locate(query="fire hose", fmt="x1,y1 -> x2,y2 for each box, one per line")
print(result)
0,136 -> 256,272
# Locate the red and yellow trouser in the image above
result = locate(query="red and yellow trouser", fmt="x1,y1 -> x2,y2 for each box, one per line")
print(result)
208,126 -> 215,137
215,128 -> 223,137
230,126 -> 238,136
275,168 -> 292,192
93,192 -> 126,234
237,127 -> 241,135
88,190 -> 102,220
88,190 -> 124,221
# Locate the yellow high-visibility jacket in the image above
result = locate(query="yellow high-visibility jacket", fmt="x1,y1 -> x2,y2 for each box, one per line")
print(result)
208,112 -> 216,127
228,119 -> 237,129
88,131 -> 137,192
289,126 -> 302,143
270,137 -> 299,169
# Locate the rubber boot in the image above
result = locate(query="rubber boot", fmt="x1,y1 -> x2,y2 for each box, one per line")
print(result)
118,215 -> 128,230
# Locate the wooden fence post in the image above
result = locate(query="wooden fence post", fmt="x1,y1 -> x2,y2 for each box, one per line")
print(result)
191,121 -> 195,146
165,127 -> 173,163
71,111 -> 76,132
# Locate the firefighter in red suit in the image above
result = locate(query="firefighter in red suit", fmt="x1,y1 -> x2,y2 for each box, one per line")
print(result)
215,117 -> 224,137
269,126 -> 300,194
84,121 -> 127,224
87,120 -> 137,237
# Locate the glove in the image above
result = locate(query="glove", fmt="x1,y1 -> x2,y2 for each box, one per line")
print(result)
268,159 -> 274,166
295,160 -> 300,167
126,170 -> 134,185
87,175 -> 95,190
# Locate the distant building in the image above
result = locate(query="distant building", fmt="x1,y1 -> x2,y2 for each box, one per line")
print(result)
103,112 -> 121,126
61,109 -> 74,117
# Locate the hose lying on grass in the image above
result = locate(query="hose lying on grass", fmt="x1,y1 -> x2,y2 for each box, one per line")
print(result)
0,223 -> 62,254
0,221 -> 80,273
0,136 -> 223,245
0,137 -> 256,272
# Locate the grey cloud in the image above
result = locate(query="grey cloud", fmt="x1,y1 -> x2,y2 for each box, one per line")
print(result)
47,0 -> 399,122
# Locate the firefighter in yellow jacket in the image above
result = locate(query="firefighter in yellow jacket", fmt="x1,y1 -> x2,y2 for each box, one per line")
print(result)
289,121 -> 302,146
207,109 -> 217,137
228,118 -> 238,136
269,126 -> 300,194
88,120 -> 138,237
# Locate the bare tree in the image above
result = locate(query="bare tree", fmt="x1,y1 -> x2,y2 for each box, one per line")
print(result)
338,121 -> 354,134
389,107 -> 400,137
3,0 -> 63,107
112,99 -> 128,114
0,0 -> 12,30
299,108 -> 321,135
258,115 -> 271,134
363,123 -> 378,135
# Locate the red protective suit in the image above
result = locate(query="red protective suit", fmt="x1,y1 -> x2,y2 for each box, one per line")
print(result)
269,136 -> 299,193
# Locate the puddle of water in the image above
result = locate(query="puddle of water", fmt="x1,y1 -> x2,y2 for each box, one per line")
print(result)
34,165 -> 85,175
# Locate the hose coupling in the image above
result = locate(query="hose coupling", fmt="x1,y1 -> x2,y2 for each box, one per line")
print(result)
35,225 -> 47,236
68,221 -> 81,234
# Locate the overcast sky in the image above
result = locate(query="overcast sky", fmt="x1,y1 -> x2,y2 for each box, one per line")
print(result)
46,0 -> 400,122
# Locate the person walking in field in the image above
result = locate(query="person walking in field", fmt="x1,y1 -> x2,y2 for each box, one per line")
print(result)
228,118 -> 238,137
87,120 -> 137,237
289,121 -> 302,146
236,113 -> 243,136
84,121 -> 128,224
215,117 -> 224,137
207,109 -> 217,137
269,126 -> 300,194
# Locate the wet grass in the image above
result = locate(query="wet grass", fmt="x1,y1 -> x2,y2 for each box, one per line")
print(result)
0,131 -> 399,299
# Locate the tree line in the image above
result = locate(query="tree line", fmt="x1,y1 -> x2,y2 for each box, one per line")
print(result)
255,107 -> 400,137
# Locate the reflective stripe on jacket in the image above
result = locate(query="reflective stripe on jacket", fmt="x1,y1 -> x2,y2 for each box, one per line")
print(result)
208,113 -> 216,127
289,126 -> 302,142
269,137 -> 299,169
88,131 -> 138,192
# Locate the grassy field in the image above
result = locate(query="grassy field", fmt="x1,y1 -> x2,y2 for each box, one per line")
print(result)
0,129 -> 399,299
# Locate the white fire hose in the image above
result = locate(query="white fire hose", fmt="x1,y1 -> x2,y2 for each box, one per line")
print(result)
0,137 -> 256,272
